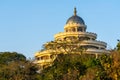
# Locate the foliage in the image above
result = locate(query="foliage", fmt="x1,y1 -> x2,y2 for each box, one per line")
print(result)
0,52 -> 40,80
38,51 -> 120,80
1,41 -> 120,80
44,40 -> 86,54
0,52 -> 26,65
39,54 -> 97,80
117,41 -> 120,52
37,41 -> 120,80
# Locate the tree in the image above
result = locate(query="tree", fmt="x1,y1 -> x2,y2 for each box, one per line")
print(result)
37,40 -> 120,80
44,40 -> 86,55
117,40 -> 120,52
0,52 -> 40,80
39,54 -> 99,80
0,52 -> 26,65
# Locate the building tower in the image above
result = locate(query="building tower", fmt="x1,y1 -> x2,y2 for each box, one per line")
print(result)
34,8 -> 109,69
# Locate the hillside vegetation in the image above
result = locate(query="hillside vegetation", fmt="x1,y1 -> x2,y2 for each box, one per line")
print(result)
0,42 -> 120,80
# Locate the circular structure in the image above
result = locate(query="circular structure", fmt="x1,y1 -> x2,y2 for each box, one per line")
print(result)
66,15 -> 85,25
64,8 -> 86,33
34,8 -> 109,69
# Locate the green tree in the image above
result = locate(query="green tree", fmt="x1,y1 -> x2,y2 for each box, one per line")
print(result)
117,40 -> 120,52
0,52 -> 26,65
0,52 -> 40,80
39,54 -> 99,80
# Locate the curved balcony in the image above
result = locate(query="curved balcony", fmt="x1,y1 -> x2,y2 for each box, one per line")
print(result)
79,40 -> 107,48
86,48 -> 110,54
35,50 -> 56,57
54,32 -> 97,40
34,59 -> 54,66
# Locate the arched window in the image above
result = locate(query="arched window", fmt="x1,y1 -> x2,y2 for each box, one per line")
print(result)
37,57 -> 40,60
72,28 -> 75,32
66,29 -> 68,32
78,27 -> 83,32
41,56 -> 49,60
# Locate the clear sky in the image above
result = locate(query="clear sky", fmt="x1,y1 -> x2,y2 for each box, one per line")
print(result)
0,0 -> 120,58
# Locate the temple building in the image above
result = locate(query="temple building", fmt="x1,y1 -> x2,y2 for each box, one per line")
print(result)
34,8 -> 109,69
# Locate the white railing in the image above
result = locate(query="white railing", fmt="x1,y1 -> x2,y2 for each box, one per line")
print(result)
54,32 -> 97,38
86,48 -> 110,54
35,59 -> 53,64
81,40 -> 107,47
35,50 -> 56,56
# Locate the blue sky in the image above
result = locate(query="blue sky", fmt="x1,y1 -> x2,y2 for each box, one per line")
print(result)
0,0 -> 120,58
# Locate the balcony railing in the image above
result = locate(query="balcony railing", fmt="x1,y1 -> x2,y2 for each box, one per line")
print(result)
35,59 -> 53,64
54,32 -> 97,38
81,40 -> 107,46
86,48 -> 110,54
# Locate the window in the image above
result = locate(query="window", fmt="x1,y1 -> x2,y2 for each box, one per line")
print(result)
78,27 -> 82,32
72,28 -> 75,32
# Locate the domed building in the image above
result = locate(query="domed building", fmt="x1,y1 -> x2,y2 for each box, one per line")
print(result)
34,8 -> 109,69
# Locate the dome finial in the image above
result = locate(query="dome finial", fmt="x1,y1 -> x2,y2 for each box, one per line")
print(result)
74,7 -> 77,16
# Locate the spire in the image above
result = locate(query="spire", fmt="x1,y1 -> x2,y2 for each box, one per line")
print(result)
74,7 -> 77,16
